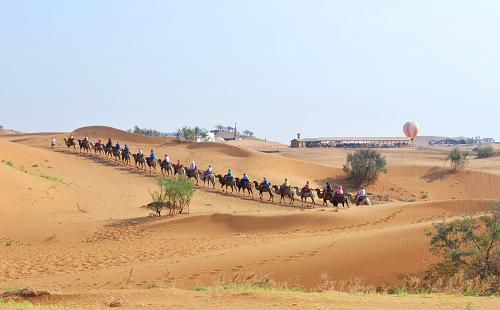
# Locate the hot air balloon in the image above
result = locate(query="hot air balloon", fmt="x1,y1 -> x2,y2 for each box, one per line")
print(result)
403,121 -> 420,141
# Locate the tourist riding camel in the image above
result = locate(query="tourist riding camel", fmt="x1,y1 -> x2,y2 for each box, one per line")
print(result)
225,169 -> 233,182
199,167 -> 216,189
150,149 -> 155,160
274,181 -> 295,205
355,186 -> 370,206
255,178 -> 273,202
206,165 -> 213,176
189,161 -> 197,172
242,173 -> 249,186
335,185 -> 344,198
162,155 -> 170,165
302,181 -> 311,194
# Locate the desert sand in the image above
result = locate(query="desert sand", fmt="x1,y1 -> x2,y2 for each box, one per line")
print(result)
0,126 -> 498,309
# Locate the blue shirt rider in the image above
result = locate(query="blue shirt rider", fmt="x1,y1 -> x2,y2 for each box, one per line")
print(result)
124,145 -> 129,152
262,177 -> 269,186
227,169 -> 233,178
150,149 -> 155,160
242,173 -> 249,185
115,142 -> 121,148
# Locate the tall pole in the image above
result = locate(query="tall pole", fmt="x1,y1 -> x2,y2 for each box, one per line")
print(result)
234,122 -> 237,140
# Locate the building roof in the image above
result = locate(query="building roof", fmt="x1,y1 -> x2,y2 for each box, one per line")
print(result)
292,137 -> 410,142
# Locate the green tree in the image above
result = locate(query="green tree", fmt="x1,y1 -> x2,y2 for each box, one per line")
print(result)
474,145 -> 495,159
179,126 -> 208,141
424,205 -> 499,293
445,147 -> 469,169
242,130 -> 254,137
342,149 -> 387,187
145,176 -> 196,216
129,125 -> 162,137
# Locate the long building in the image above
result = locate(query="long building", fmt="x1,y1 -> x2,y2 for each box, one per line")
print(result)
290,137 -> 410,148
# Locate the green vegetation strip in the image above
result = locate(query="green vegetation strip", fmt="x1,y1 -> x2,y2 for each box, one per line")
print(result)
2,160 -> 66,184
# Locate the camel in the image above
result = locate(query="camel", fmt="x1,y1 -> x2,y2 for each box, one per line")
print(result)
112,147 -> 122,161
173,164 -> 185,176
198,170 -> 216,189
315,188 -> 331,206
217,174 -> 236,193
104,144 -> 113,157
77,139 -> 91,153
133,153 -> 146,169
90,142 -> 104,155
253,181 -> 273,202
157,159 -> 173,176
274,184 -> 295,205
121,150 -> 131,164
355,195 -> 369,206
145,157 -> 156,172
185,168 -> 199,186
294,187 -> 315,206
235,177 -> 253,198
331,193 -> 350,208
63,137 -> 76,149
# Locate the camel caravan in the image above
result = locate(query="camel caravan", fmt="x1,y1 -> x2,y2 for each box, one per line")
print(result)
58,135 -> 371,207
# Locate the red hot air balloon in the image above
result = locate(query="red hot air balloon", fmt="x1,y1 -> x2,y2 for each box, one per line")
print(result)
403,121 -> 420,141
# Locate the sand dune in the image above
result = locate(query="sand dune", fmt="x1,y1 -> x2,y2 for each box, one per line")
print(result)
0,126 -> 499,309
72,125 -> 178,145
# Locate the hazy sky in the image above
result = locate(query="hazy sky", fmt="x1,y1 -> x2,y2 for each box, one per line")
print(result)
1,1 -> 499,142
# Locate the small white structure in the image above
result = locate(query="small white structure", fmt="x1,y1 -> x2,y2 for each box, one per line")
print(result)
196,132 -> 215,142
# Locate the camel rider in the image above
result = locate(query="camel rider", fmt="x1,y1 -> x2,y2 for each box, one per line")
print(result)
356,187 -> 366,200
115,142 -> 121,149
98,139 -> 102,145
262,177 -> 270,187
326,182 -> 333,195
226,169 -> 233,181
162,155 -> 170,164
84,136 -> 89,142
302,181 -> 311,193
107,138 -> 112,147
138,148 -> 144,156
206,165 -> 213,176
189,161 -> 196,171
335,185 -> 344,197
69,135 -> 74,144
123,144 -> 129,153
284,178 -> 290,189
242,173 -> 249,186
150,149 -> 155,160
176,159 -> 182,167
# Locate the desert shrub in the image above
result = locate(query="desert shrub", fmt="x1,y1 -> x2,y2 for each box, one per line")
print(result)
474,145 -> 494,159
343,149 -> 387,187
423,204 -> 499,294
444,147 -> 469,169
145,176 -> 195,216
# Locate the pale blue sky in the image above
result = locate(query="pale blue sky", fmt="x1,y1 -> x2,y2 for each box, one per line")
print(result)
1,1 -> 499,142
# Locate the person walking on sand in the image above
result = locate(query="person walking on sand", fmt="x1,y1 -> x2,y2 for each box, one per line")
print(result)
51,137 -> 56,149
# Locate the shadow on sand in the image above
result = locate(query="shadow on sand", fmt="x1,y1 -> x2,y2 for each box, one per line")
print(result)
422,167 -> 458,183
